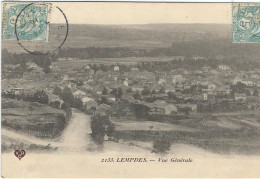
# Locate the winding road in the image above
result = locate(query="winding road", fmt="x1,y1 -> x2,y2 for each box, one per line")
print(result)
2,109 -> 95,152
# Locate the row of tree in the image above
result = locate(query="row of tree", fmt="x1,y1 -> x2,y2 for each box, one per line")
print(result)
137,58 -> 260,72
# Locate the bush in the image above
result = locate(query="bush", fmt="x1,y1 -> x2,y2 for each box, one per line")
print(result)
50,101 -> 60,109
33,90 -> 49,104
61,102 -> 72,118
60,87 -> 74,107
73,98 -> 83,109
53,87 -> 62,96
152,136 -> 171,154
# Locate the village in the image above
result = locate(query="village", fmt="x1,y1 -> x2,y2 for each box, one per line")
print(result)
2,54 -> 260,155
2,56 -> 260,119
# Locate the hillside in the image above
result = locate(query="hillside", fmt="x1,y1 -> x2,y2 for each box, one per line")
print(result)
2,23 -> 230,52
2,23 -> 260,59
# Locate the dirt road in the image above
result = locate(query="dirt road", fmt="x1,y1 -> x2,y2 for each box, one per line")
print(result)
59,109 -> 95,152
2,109 -> 95,152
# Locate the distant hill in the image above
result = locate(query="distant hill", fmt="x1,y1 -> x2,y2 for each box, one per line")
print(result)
61,23 -> 232,49
2,23 -> 230,52
2,23 -> 260,60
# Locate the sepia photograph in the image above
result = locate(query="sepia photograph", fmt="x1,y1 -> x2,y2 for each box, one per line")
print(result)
1,2 -> 260,178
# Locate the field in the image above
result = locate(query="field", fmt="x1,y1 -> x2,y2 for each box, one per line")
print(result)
111,119 -> 198,132
55,56 -> 174,70
2,98 -> 67,139
111,112 -> 260,155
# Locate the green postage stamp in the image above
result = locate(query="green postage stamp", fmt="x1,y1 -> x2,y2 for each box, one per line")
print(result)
2,2 -> 50,42
232,3 -> 260,42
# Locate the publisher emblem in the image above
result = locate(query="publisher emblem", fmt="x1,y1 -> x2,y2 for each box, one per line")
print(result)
14,150 -> 26,160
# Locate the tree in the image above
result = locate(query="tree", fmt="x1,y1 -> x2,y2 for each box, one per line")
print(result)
60,87 -> 74,107
110,88 -> 118,96
152,89 -> 157,95
92,64 -> 99,72
106,123 -> 115,140
33,90 -> 49,104
43,66 -> 51,74
76,81 -> 84,86
73,98 -> 83,109
117,88 -> 123,99
133,90 -> 142,100
102,87 -> 108,95
234,82 -> 246,92
99,96 -> 108,105
61,103 -> 72,118
141,86 -> 151,96
167,91 -> 177,100
126,87 -> 132,93
245,89 -> 251,96
50,101 -> 60,109
90,115 -> 107,145
89,106 -> 96,115
53,87 -> 62,96
152,136 -> 171,154
159,86 -> 166,94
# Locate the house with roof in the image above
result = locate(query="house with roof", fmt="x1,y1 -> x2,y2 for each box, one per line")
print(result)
164,104 -> 178,115
164,84 -> 175,93
214,85 -> 231,95
208,83 -> 217,90
11,88 -> 25,95
131,67 -> 139,72
132,86 -> 144,92
234,93 -> 246,102
202,66 -> 211,72
176,104 -> 197,114
233,77 -> 242,85
242,79 -> 255,86
73,90 -> 86,98
114,66 -> 120,71
172,74 -> 185,84
82,97 -> 98,111
84,65 -> 90,69
123,80 -> 128,87
218,65 -> 231,70
158,78 -> 166,85
251,74 -> 259,80
49,64 -> 60,71
148,100 -> 177,115
26,62 -> 38,69
191,56 -> 205,61
86,69 -> 95,77
203,93 -> 215,101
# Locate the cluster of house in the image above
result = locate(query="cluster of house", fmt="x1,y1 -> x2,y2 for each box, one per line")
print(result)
2,64 -> 23,79
3,60 -> 260,116
56,63 -> 260,114
135,100 -> 197,115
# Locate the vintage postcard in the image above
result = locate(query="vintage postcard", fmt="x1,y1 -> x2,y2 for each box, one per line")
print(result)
1,1 -> 260,178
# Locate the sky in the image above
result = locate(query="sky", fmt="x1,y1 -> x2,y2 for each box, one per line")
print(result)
50,2 -> 231,24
